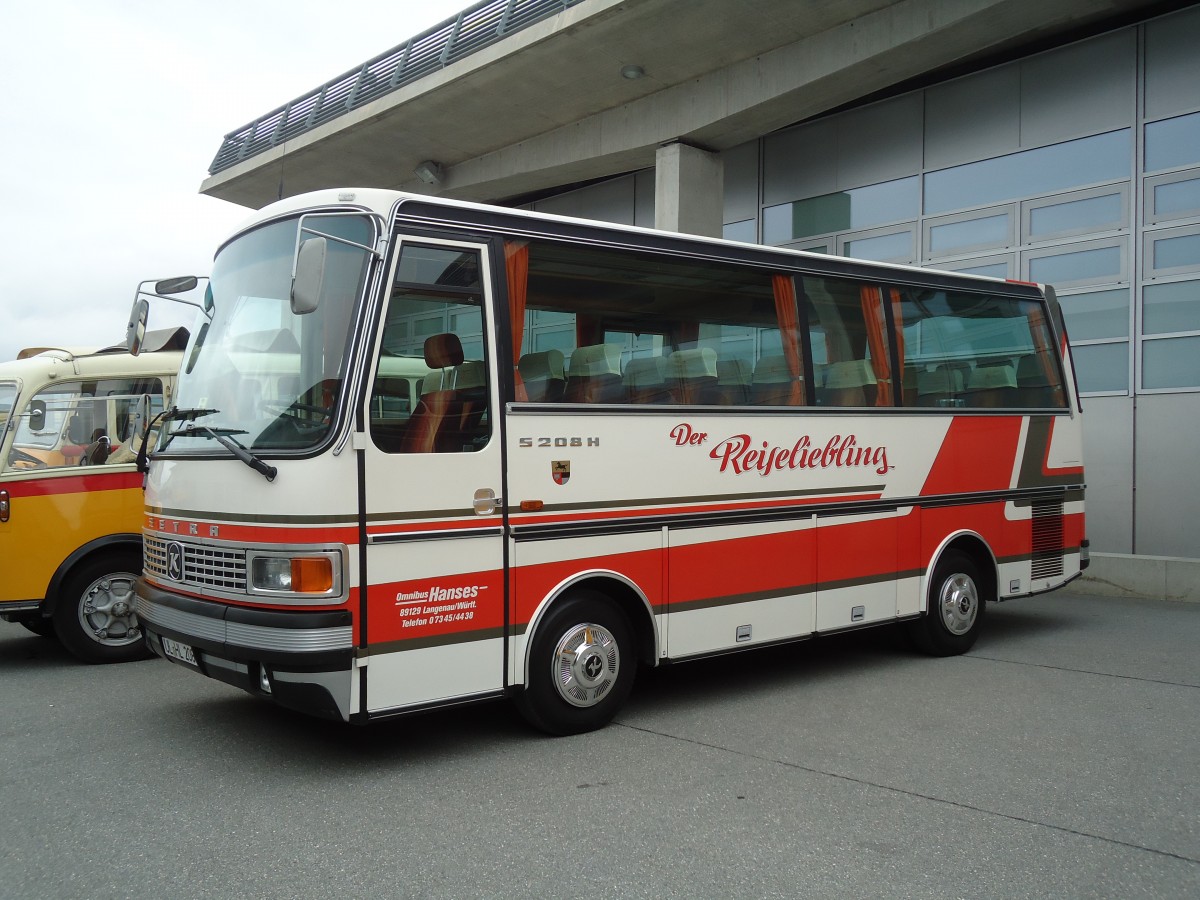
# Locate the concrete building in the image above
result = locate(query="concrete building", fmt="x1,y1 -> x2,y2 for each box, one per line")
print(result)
201,0 -> 1200,594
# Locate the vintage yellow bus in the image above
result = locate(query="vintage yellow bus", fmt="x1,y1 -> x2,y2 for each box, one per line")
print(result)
0,329 -> 186,662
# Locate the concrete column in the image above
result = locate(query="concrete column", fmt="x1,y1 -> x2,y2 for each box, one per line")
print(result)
654,142 -> 724,238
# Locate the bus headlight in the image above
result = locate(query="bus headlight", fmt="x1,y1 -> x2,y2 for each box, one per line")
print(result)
247,550 -> 341,600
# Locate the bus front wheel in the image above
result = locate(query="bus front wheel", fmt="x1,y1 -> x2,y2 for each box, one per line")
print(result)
908,550 -> 988,656
516,591 -> 636,736
54,552 -> 153,664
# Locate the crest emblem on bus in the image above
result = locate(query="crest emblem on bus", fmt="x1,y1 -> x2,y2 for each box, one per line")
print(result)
552,461 -> 570,485
166,542 -> 185,582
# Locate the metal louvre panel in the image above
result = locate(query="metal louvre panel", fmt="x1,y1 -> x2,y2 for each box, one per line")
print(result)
225,621 -> 353,653
1031,500 -> 1065,578
134,595 -> 352,653
133,595 -> 225,644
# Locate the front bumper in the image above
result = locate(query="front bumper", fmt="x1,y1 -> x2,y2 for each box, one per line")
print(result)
135,578 -> 355,721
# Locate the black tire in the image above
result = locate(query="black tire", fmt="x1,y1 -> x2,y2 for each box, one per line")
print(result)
20,616 -> 57,639
908,549 -> 988,656
515,590 -> 636,736
53,551 -> 152,664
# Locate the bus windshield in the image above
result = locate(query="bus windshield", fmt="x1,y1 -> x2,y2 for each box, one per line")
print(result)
167,213 -> 376,453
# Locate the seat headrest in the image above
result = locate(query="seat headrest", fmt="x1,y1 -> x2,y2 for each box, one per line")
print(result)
968,364 -> 1017,390
518,349 -> 565,381
424,333 -> 464,369
918,367 -> 962,395
667,347 -> 718,379
824,359 -> 875,389
569,344 -> 623,377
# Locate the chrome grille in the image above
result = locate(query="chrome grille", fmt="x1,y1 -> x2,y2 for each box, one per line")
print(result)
144,535 -> 248,592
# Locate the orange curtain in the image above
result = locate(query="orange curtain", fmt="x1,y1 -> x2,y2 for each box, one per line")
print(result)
505,240 -> 530,402
889,288 -> 906,405
860,285 -> 892,406
771,274 -> 803,405
1027,306 -> 1063,400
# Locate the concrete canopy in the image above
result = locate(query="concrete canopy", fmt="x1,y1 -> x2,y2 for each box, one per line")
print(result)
200,0 -> 1169,210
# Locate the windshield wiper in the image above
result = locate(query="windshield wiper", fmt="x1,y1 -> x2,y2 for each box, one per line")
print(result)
170,423 -> 278,482
165,407 -> 220,423
142,406 -> 221,461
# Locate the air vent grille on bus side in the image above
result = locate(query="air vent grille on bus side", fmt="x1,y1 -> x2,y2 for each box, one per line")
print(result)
1031,500 -> 1065,579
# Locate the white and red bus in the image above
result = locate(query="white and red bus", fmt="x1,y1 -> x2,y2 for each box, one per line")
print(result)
133,189 -> 1086,733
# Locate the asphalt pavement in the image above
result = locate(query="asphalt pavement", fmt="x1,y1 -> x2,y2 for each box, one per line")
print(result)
2,590 -> 1197,899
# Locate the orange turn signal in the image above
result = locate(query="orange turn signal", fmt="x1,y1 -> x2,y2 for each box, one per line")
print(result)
291,557 -> 333,593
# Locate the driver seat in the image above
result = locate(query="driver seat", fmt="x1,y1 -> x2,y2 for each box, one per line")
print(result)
402,334 -> 465,453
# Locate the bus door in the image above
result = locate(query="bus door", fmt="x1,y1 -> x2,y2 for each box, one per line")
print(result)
359,239 -> 507,713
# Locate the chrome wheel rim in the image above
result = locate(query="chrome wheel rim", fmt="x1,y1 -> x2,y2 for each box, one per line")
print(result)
78,572 -> 142,647
938,572 -> 978,636
552,622 -> 620,708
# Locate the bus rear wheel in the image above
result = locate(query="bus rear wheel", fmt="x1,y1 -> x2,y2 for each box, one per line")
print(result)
516,591 -> 636,736
908,550 -> 988,656
54,552 -> 152,664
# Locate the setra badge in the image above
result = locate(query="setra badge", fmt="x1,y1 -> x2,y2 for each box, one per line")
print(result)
551,460 -> 570,485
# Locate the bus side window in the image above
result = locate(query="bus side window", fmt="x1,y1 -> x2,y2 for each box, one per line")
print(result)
370,244 -> 490,453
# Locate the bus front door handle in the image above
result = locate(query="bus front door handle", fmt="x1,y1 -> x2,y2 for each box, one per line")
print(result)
473,488 -> 499,515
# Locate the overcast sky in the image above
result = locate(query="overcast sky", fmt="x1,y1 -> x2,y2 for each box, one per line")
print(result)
0,0 -> 471,362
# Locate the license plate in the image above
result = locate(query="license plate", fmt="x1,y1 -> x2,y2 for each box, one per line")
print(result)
161,636 -> 198,667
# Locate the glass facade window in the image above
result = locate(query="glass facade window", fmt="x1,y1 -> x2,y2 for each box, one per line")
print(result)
1028,244 -> 1123,286
841,230 -> 913,263
1145,111 -> 1200,173
1071,342 -> 1129,393
1028,193 -> 1124,240
1152,177 -> 1200,219
1143,335 -> 1200,389
723,219 -> 756,243
924,130 -> 1131,215
763,177 -> 918,244
1151,231 -> 1200,271
928,213 -> 1012,256
947,261 -> 1011,279
1059,289 -> 1130,341
1143,280 -> 1200,334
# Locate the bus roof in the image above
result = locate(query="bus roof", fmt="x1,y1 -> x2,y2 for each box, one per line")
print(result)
15,327 -> 190,362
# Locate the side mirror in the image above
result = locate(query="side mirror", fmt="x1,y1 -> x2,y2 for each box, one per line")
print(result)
155,276 -> 198,295
291,236 -> 327,315
126,297 -> 149,356
28,400 -> 46,432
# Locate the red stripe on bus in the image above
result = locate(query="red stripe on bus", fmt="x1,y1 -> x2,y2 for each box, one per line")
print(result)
6,471 -> 143,498
919,416 -> 1024,496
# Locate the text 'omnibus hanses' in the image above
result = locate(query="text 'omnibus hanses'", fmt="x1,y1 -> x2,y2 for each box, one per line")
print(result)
133,189 -> 1086,734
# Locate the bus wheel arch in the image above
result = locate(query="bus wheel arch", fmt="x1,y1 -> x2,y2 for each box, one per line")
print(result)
909,534 -> 996,657
48,537 -> 152,664
516,574 -> 655,735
